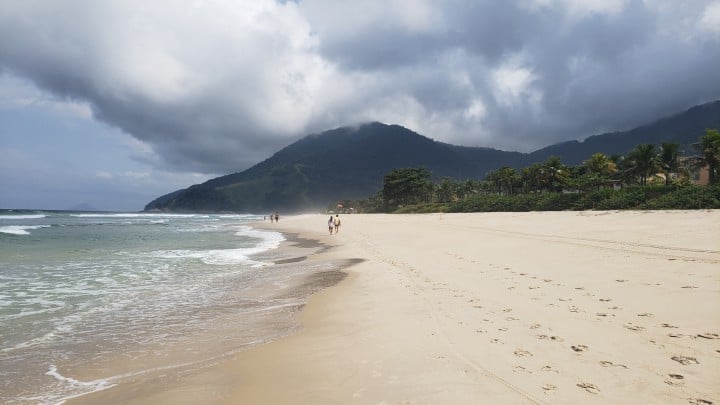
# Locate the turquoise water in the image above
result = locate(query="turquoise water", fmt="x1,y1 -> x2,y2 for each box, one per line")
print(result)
0,210 -> 291,404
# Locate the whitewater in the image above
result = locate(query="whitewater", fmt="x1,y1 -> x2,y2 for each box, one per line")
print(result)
0,210 -> 319,404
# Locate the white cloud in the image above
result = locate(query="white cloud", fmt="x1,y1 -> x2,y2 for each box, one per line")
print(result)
699,1 -> 720,35
1,0 -> 718,168
491,61 -> 540,108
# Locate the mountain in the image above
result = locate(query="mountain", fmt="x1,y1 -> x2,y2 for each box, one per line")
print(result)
527,100 -> 720,164
145,123 -> 526,212
145,100 -> 720,213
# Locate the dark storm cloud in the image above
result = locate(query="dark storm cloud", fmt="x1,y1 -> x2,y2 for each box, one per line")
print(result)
1,0 -> 719,175
303,0 -> 720,150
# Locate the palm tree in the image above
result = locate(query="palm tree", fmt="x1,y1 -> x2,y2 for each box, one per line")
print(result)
541,156 -> 570,192
583,152 -> 617,190
626,144 -> 659,185
459,179 -> 481,199
521,163 -> 543,194
693,128 -> 720,185
659,142 -> 681,186
498,167 -> 519,195
485,169 -> 503,195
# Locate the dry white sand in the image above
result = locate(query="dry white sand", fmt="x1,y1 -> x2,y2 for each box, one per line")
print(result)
72,210 -> 720,404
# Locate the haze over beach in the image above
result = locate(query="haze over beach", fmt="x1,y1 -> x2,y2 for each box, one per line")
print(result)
2,1 -> 720,211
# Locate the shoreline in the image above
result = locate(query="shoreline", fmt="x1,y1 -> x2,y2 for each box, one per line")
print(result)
66,225 -> 353,405
71,211 -> 719,404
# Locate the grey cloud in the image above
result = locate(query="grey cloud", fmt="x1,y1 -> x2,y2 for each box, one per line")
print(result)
1,0 -> 719,177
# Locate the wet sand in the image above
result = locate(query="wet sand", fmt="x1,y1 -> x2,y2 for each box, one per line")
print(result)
72,211 -> 720,404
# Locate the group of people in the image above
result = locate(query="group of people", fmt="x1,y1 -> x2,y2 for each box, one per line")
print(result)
328,214 -> 341,234
268,212 -> 279,223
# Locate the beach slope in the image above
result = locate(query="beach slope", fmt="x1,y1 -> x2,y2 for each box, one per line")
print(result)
73,211 -> 720,404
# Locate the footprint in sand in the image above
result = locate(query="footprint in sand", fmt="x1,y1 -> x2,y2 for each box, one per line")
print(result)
503,308 -> 513,313
541,383 -> 557,393
513,365 -> 532,373
637,313 -> 654,317
697,333 -> 719,339
624,323 -> 645,332
575,287 -> 585,290
530,323 -> 542,329
664,379 -> 684,387
514,349 -> 533,357
490,338 -> 503,344
541,365 -> 559,373
599,361 -> 628,369
668,333 -> 684,338
671,355 -> 699,365
537,335 -> 564,342
528,286 -> 540,290
543,279 -> 552,283
571,345 -> 589,353
476,329 -> 487,333
665,374 -> 685,386
681,285 -> 699,289
498,327 -> 509,332
661,323 -> 679,328
577,382 -> 600,394
599,298 -> 612,302
616,279 -> 628,283
688,399 -> 713,405
568,305 -> 580,313
505,316 -> 519,321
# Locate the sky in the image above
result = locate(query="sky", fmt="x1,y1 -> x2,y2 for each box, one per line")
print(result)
1,0 -> 719,211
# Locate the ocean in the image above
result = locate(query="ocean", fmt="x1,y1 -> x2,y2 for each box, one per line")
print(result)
0,210 -> 334,404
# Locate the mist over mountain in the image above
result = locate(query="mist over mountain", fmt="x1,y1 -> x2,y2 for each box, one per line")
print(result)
145,100 -> 720,213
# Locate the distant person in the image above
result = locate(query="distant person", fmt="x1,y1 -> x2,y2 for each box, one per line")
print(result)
333,214 -> 341,233
269,214 -> 274,223
274,212 -> 279,222
328,216 -> 334,235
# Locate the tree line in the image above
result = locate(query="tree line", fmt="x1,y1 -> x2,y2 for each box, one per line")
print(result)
338,128 -> 720,213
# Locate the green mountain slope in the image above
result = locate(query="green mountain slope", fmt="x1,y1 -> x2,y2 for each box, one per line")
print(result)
145,100 -> 720,213
145,123 -> 525,212
528,100 -> 720,164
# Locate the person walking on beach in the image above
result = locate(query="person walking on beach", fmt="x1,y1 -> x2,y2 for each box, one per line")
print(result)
333,214 -> 341,234
328,216 -> 334,235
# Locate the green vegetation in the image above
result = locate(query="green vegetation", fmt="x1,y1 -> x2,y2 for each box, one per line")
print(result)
146,102 -> 720,213
343,128 -> 720,213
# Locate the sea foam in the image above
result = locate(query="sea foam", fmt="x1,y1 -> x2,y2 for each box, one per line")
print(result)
0,225 -> 50,235
0,214 -> 46,220
151,226 -> 284,267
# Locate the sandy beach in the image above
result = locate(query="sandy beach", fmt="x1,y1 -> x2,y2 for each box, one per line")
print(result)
71,210 -> 719,404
